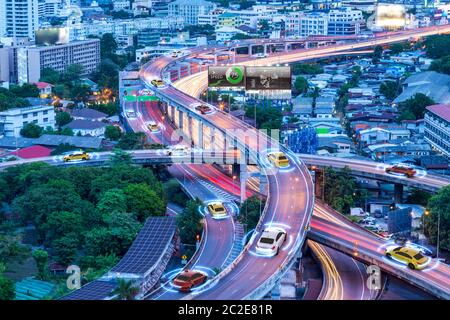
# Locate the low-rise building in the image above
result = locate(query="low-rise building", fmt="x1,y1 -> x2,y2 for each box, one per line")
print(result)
0,104 -> 55,137
64,119 -> 106,137
71,108 -> 108,122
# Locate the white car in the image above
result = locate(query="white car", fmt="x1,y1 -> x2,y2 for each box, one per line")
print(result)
126,111 -> 136,118
167,145 -> 190,156
255,227 -> 287,256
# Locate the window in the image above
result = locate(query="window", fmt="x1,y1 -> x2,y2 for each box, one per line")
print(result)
23,114 -> 28,119
33,112 -> 38,117
43,118 -> 48,123
33,120 -> 38,124
43,110 -> 48,115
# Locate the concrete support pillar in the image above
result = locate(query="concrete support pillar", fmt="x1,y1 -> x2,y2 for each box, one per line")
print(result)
178,109 -> 183,129
232,163 -> 240,179
240,164 -> 247,202
187,115 -> 193,144
259,174 -> 268,194
198,121 -> 204,149
263,44 -> 267,55
210,127 -> 216,151
394,184 -> 404,204
313,170 -> 323,199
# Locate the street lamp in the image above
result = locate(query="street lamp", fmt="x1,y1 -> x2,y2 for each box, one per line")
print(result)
423,209 -> 441,259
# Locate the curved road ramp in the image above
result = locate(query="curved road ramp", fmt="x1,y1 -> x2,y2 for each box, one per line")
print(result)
60,217 -> 177,300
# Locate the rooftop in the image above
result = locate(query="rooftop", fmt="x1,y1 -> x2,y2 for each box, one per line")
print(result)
64,119 -> 107,130
8,145 -> 52,159
71,108 -> 108,119
426,104 -> 450,122
34,134 -> 103,149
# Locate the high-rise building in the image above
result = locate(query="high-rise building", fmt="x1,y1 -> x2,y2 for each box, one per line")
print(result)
168,0 -> 216,25
0,0 -> 40,40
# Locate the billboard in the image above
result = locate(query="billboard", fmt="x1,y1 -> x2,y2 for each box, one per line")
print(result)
245,66 -> 291,91
35,27 -> 69,46
375,4 -> 406,29
208,66 -> 245,88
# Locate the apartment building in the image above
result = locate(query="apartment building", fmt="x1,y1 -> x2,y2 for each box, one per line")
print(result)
0,0 -> 39,40
424,104 -> 450,158
298,12 -> 328,37
18,38 -> 100,83
168,0 -> 216,25
0,104 -> 55,137
327,7 -> 365,36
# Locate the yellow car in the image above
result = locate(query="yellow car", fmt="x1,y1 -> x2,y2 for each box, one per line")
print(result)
147,121 -> 159,132
151,79 -> 165,88
207,202 -> 227,219
267,152 -> 289,168
63,151 -> 90,162
385,246 -> 429,270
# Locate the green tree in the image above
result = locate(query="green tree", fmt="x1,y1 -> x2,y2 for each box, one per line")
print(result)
123,183 -> 165,221
176,199 -> 203,245
291,63 -> 323,75
424,186 -> 450,251
55,111 -> 72,128
323,167 -> 358,214
109,148 -> 132,166
389,42 -> 409,55
41,211 -> 83,245
62,64 -> 84,83
429,55 -> 450,75
244,105 -> 282,130
32,249 -> 49,280
20,123 -> 43,138
40,67 -> 60,84
100,33 -> 118,59
425,34 -> 450,59
407,189 -> 432,207
372,45 -> 383,63
294,76 -> 309,95
380,81 -> 401,100
97,188 -> 127,216
238,195 -> 264,231
52,234 -> 79,265
0,276 -> 15,300
117,132 -> 147,150
10,83 -> 40,98
398,93 -> 435,120
105,125 -> 122,141
110,278 -> 139,300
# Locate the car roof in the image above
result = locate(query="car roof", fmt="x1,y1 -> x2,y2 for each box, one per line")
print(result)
395,246 -> 421,255
177,270 -> 203,277
209,202 -> 224,208
269,152 -> 285,157
262,228 -> 283,238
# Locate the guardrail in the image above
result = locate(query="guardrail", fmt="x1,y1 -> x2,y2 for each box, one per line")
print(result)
307,231 -> 450,300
